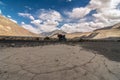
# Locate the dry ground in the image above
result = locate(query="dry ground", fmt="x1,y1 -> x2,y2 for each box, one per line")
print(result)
0,42 -> 120,80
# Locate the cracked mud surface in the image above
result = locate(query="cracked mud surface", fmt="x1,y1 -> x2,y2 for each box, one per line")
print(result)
0,43 -> 120,80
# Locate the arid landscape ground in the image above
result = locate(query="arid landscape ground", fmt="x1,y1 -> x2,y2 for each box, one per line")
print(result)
0,41 -> 120,80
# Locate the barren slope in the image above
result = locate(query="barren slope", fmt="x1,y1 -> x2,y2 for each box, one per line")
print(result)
0,15 -> 38,37
51,32 -> 91,39
65,23 -> 120,39
66,32 -> 91,39
91,23 -> 120,39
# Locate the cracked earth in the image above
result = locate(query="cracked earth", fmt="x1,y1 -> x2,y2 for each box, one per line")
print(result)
0,43 -> 120,80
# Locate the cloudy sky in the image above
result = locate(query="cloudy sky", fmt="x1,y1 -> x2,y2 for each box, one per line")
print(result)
0,0 -> 120,33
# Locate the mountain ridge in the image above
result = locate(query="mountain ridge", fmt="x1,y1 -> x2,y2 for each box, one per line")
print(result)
54,23 -> 120,39
0,15 -> 38,37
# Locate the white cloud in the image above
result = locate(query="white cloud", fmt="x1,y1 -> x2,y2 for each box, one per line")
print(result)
38,9 -> 62,21
61,0 -> 120,33
67,0 -> 72,2
19,0 -> 120,33
93,13 -> 109,24
66,7 -> 91,19
60,21 -> 106,33
89,22 -> 104,28
21,22 -> 41,34
18,13 -> 34,20
31,19 -> 42,26
61,23 -> 94,33
40,20 -> 59,32
30,10 -> 62,32
7,15 -> 11,18
30,19 -> 59,33
90,0 -> 120,26
19,10 -> 62,33
0,10 -> 2,14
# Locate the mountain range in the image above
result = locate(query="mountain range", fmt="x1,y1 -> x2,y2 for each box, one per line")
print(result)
0,15 -> 120,40
88,23 -> 120,39
50,23 -> 120,40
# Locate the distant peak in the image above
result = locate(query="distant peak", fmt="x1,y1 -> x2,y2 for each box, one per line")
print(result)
112,23 -> 120,29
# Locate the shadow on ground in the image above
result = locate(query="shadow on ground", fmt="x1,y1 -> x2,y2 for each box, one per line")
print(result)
79,42 -> 120,62
0,40 -> 120,62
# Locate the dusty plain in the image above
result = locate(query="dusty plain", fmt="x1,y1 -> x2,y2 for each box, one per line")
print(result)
0,41 -> 120,80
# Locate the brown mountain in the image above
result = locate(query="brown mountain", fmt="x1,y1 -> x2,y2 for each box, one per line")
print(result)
66,32 -> 91,39
49,30 -> 91,39
90,23 -> 120,39
61,23 -> 120,39
0,15 -> 38,37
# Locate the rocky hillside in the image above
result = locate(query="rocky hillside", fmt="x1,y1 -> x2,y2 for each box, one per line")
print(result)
90,23 -> 120,39
0,15 -> 38,37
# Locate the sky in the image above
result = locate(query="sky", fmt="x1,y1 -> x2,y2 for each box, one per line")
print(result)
0,0 -> 120,34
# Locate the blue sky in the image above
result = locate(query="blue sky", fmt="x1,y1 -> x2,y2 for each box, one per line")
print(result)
0,0 -> 89,24
0,0 -> 120,33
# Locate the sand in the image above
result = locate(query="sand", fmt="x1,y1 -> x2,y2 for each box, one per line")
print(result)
0,42 -> 120,80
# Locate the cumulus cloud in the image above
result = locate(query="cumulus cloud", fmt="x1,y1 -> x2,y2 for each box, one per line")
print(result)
61,23 -> 95,33
66,7 -> 91,19
18,13 -> 34,20
21,22 -> 41,34
20,10 -> 62,33
61,0 -> 120,33
38,9 -> 62,21
19,0 -> 120,33
31,10 -> 62,32
29,19 -> 59,33
40,20 -> 59,32
89,0 -> 120,25
30,19 -> 59,33
61,21 -> 107,33
31,20 -> 42,26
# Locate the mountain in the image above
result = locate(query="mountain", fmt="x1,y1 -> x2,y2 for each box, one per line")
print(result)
112,23 -> 120,29
0,15 -> 38,37
48,30 -> 91,39
61,22 -> 120,40
65,32 -> 91,39
42,30 -> 66,38
89,23 -> 120,39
